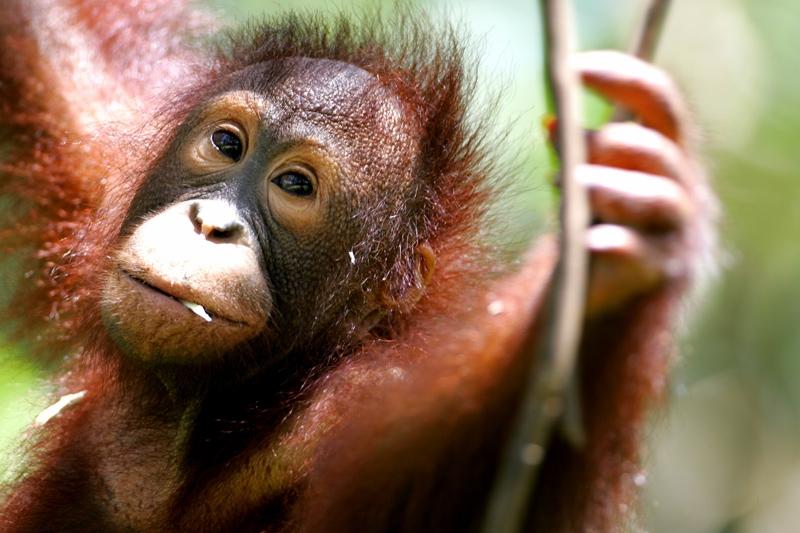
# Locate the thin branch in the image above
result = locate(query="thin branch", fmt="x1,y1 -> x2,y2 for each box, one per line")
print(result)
613,0 -> 672,120
481,1 -> 674,532
481,0 -> 588,530
631,0 -> 672,59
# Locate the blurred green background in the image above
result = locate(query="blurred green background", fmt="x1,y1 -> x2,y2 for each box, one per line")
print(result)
1,1 -> 798,531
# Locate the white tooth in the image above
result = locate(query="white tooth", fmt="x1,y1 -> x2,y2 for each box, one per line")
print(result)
180,299 -> 212,322
35,390 -> 87,426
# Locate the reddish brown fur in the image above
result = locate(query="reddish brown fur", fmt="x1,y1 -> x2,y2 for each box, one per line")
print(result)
0,2 -> 695,532
0,0 -> 206,355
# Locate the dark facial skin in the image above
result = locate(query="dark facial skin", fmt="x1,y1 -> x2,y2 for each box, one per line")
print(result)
102,58 -> 421,364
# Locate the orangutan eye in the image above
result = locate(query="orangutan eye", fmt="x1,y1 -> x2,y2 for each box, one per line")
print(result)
210,129 -> 244,161
271,172 -> 314,197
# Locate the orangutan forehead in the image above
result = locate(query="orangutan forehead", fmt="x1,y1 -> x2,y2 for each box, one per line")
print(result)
227,57 -> 408,126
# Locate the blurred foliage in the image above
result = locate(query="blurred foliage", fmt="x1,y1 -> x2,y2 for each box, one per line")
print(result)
0,0 -> 798,531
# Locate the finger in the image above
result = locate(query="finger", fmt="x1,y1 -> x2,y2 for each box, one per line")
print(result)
578,165 -> 692,232
586,224 -> 664,317
544,120 -> 695,189
586,122 -> 693,187
574,50 -> 688,145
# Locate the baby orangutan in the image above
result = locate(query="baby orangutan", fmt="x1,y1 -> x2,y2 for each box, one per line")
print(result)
0,2 -> 714,532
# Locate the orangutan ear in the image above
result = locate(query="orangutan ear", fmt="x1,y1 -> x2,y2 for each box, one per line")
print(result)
357,243 -> 436,335
369,242 -> 437,319
414,242 -> 437,289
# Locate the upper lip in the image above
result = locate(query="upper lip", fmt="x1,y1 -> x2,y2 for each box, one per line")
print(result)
123,270 -> 185,302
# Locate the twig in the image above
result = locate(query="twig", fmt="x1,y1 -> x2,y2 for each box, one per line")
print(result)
631,0 -> 672,59
480,0 -> 588,531
481,1 -> 673,532
613,0 -> 672,120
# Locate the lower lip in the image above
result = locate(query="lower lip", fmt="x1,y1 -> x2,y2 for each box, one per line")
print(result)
118,270 -> 249,326
120,271 -> 202,319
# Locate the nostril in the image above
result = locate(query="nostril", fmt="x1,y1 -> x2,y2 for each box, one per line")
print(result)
209,227 -> 229,240
207,223 -> 242,241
